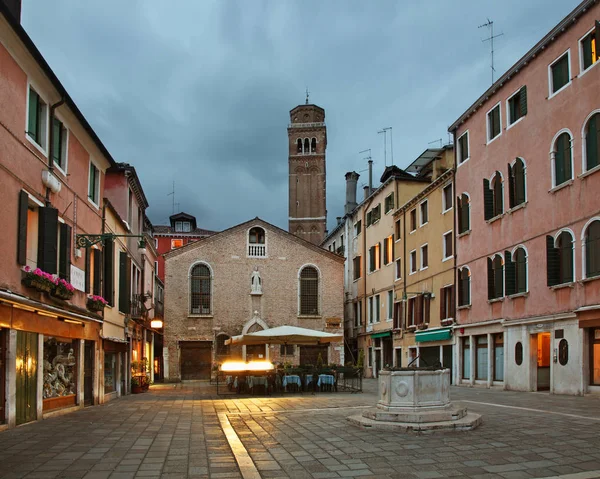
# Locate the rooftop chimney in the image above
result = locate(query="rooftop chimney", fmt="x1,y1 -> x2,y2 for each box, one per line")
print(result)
344,171 -> 359,215
363,185 -> 370,200
1,0 -> 21,23
368,160 -> 373,196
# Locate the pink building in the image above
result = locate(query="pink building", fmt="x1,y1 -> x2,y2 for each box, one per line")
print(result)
450,1 -> 600,395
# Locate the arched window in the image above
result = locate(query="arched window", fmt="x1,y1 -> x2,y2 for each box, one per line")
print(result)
585,113 -> 599,172
483,173 -> 503,220
508,158 -> 526,208
505,247 -> 528,295
546,231 -> 574,286
487,254 -> 504,300
458,267 -> 471,306
299,266 -> 319,315
457,193 -> 470,234
216,334 -> 230,357
248,227 -> 266,257
552,132 -> 573,187
492,173 -> 503,217
311,138 -> 317,153
584,220 -> 600,279
190,264 -> 211,315
304,138 -> 310,154
297,138 -> 303,154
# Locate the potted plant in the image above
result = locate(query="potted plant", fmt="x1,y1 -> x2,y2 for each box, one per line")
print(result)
131,376 -> 144,394
53,278 -> 75,300
21,266 -> 56,293
87,295 -> 108,312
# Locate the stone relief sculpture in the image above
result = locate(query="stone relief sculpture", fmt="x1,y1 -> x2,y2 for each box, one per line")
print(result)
251,268 -> 262,294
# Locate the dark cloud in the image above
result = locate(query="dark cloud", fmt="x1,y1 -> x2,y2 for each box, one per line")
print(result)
21,0 -> 580,232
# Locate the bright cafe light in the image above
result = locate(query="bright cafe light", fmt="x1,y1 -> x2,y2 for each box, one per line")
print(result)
150,319 -> 163,329
220,361 -> 274,372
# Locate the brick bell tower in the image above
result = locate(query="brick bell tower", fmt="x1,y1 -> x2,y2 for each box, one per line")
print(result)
288,96 -> 327,245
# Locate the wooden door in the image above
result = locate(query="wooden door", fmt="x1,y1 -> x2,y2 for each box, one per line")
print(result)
16,331 -> 38,425
84,341 -> 94,405
180,342 -> 211,380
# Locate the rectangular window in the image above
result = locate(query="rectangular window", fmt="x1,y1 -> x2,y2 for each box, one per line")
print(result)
88,162 -> 100,205
368,296 -> 373,324
154,260 -> 159,276
462,337 -> 471,379
407,297 -> 416,327
384,193 -> 395,213
442,183 -> 453,212
27,87 -> 48,149
383,235 -> 393,265
354,220 -> 362,236
372,204 -> 381,223
476,335 -> 488,381
355,300 -> 362,327
394,219 -> 401,240
420,201 -> 428,226
494,333 -> 504,381
581,27 -> 599,71
457,131 -> 469,164
410,209 -> 417,232
507,86 -> 527,125
487,103 -> 501,141
175,221 -> 183,232
52,117 -> 68,172
443,231 -> 453,260
550,51 -> 570,95
171,239 -> 183,249
387,291 -> 393,321
410,250 -> 417,274
127,190 -> 133,226
420,244 -> 428,269
440,285 -> 454,320
395,258 -> 402,280
375,294 -> 380,322
183,222 -> 191,232
366,211 -> 372,227
353,256 -> 361,280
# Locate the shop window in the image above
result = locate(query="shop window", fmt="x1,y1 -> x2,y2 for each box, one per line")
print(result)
43,337 -> 77,402
515,341 -> 523,366
475,335 -> 488,381
494,334 -> 504,381
104,352 -> 116,394
591,329 -> 600,385
462,337 -> 470,379
558,339 -> 568,366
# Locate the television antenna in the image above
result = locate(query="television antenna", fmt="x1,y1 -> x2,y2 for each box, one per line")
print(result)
479,18 -> 504,84
167,181 -> 176,214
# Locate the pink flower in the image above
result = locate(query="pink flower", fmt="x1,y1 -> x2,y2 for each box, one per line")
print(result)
22,266 -> 31,273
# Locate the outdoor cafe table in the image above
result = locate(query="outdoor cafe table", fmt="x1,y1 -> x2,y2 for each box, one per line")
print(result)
305,373 -> 336,390
247,375 -> 268,392
282,374 -> 302,390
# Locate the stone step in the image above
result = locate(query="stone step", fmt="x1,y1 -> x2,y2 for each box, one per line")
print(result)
347,411 -> 483,433
364,406 -> 468,423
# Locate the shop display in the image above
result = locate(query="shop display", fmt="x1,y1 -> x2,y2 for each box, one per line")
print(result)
43,337 -> 76,399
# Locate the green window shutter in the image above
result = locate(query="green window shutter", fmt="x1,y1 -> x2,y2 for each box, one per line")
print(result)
516,249 -> 527,293
17,191 -> 28,265
494,258 -> 504,298
483,179 -> 493,220
564,136 -> 572,181
546,236 -> 560,286
505,251 -> 516,296
520,86 -> 527,116
449,285 -> 456,318
93,249 -> 102,296
85,247 -> 90,293
369,247 -> 374,272
52,118 -> 61,166
587,114 -> 599,171
560,235 -> 574,284
586,222 -> 600,278
379,242 -> 382,269
58,223 -> 71,281
119,251 -> 129,313
487,258 -> 494,300
37,207 -> 58,274
462,195 -> 470,231
103,238 -> 114,306
583,34 -> 593,70
27,89 -> 38,140
555,134 -> 566,185
508,164 -> 515,208
439,287 -> 445,320
515,160 -> 526,205
457,197 -> 463,232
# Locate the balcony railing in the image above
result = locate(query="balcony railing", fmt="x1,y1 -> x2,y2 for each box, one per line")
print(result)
248,244 -> 266,257
287,122 -> 325,128
130,294 -> 146,319
154,300 -> 164,318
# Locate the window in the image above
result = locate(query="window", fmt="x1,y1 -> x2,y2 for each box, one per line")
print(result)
394,219 -> 401,240
369,243 -> 381,273
154,260 -> 159,277
375,294 -> 380,323
507,86 -> 527,126
171,239 -> 183,249
395,258 -> 402,280
368,296 -> 374,324
248,227 -> 266,257
280,344 -> 294,357
476,335 -> 488,380
299,266 -> 319,315
371,204 -> 381,224
387,291 -> 393,321
175,221 -> 183,232
297,138 -> 302,153
487,103 -> 501,142
508,158 -> 526,208
584,220 -> 600,279
420,200 -> 428,226
581,26 -> 599,72
546,231 -> 574,286
190,264 -> 211,315
440,285 -> 454,321
442,183 -> 453,212
462,337 -> 471,379
515,342 -> 523,366
393,301 -> 402,330
407,294 -> 429,327
410,209 -> 417,232
443,231 -> 453,260
52,117 -> 67,172
549,51 -> 570,95
505,247 -> 528,295
483,172 -> 503,220
457,193 -> 470,234
182,222 -> 191,232
552,132 -> 573,187
420,244 -> 428,269
353,256 -> 362,280
457,131 -> 469,164
410,250 -> 417,274
27,87 -> 48,149
487,254 -> 504,300
354,220 -> 362,236
384,193 -> 395,213
304,138 -> 309,153
584,113 -> 600,172
311,138 -> 316,153
558,339 -> 568,366
383,235 -> 394,265
458,267 -> 471,306
88,162 -> 100,205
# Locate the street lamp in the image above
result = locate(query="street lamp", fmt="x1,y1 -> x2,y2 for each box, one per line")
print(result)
76,233 -> 147,255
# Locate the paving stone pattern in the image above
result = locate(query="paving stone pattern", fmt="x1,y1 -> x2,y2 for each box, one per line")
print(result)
1,381 -> 600,478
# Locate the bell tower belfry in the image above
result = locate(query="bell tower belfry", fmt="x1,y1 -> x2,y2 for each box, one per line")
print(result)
288,99 -> 327,245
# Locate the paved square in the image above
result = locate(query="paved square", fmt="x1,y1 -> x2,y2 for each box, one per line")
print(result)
1,380 -> 600,478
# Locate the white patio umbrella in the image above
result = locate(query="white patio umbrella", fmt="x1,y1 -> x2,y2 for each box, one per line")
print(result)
225,325 -> 342,346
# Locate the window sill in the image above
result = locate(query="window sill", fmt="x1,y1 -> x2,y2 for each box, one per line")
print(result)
188,314 -> 213,319
486,214 -> 504,224
508,291 -> 529,299
507,201 -> 527,214
420,266 -> 429,272
25,133 -> 48,157
298,315 -> 322,319
506,115 -> 525,131
549,179 -> 574,194
409,229 -> 416,235
54,163 -> 68,178
457,304 -> 471,311
488,297 -> 504,304
420,222 -> 429,228
580,275 -> 600,284
409,270 -> 417,276
442,207 -> 453,215
442,256 -> 453,263
548,80 -> 572,100
406,325 -> 417,332
457,157 -> 470,168
441,318 -> 454,326
486,132 -> 502,146
87,197 -> 100,211
579,58 -> 600,78
549,282 -> 575,290
579,164 -> 600,180
458,229 -> 471,238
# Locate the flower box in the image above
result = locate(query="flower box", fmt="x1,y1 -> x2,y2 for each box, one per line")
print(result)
21,267 -> 56,293
52,279 -> 75,300
87,295 -> 108,312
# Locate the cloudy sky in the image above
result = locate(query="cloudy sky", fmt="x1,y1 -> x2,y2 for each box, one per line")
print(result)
22,0 -> 580,233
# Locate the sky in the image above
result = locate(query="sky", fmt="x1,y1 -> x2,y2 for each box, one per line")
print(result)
21,0 -> 581,233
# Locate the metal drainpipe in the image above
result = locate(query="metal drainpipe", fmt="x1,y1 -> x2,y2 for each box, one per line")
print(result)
45,98 -> 65,205
403,206 -> 407,320
452,131 -> 458,324
362,196 -> 374,333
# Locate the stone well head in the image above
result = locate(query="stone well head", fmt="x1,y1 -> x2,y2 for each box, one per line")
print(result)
377,368 -> 450,411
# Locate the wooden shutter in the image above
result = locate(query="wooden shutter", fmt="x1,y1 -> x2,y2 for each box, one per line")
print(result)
369,246 -> 375,272
505,251 -> 516,296
596,22 -> 600,58
423,294 -> 430,324
508,164 -> 515,208
515,160 -> 526,205
555,135 -> 565,185
546,236 -> 560,286
52,118 -> 61,165
85,247 -> 90,293
564,136 -> 572,181
379,242 -> 382,269
520,86 -> 527,116
449,285 -> 456,319
487,258 -> 494,300
58,223 -> 71,281
103,238 -> 114,306
560,236 -> 574,284
415,295 -> 423,325
383,238 -> 389,264
440,287 -> 446,320
457,197 -> 463,233
27,89 -> 38,139
92,249 -> 102,296
119,252 -> 128,313
493,176 -> 503,216
17,191 -> 28,265
37,207 -> 58,274
483,179 -> 493,220
587,114 -> 599,170
462,196 -> 470,232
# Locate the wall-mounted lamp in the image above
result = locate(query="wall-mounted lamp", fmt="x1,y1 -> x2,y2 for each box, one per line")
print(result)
150,319 -> 163,329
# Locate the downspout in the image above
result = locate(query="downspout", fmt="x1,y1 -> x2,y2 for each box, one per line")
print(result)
452,130 -> 458,385
45,98 -> 65,206
402,206 -> 407,321
362,194 -> 374,372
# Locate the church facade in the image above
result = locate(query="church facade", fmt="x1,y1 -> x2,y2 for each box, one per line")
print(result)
162,218 -> 344,381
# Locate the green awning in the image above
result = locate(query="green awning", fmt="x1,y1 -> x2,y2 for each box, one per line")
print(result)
415,328 -> 452,343
371,331 -> 392,339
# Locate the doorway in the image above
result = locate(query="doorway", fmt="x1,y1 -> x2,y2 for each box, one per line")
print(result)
536,332 -> 551,391
16,331 -> 38,425
299,345 -> 328,367
180,341 -> 212,380
590,328 -> 600,386
84,340 -> 94,405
